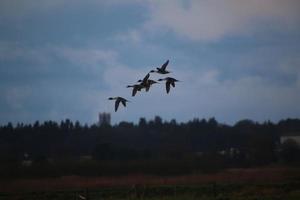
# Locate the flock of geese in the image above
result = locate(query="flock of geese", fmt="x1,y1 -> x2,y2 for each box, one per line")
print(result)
108,60 -> 180,112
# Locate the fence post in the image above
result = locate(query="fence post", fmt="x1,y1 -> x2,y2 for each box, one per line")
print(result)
85,188 -> 89,200
212,182 -> 217,199
174,185 -> 177,199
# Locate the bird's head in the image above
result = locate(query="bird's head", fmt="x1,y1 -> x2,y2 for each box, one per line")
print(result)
108,97 -> 114,100
158,78 -> 164,81
149,70 -> 155,73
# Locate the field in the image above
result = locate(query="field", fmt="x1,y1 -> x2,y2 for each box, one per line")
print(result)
0,166 -> 300,200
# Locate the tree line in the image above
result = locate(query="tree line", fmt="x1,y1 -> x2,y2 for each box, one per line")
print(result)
0,117 -> 300,177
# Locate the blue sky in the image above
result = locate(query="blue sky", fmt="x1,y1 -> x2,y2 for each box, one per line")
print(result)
1,0 -> 300,125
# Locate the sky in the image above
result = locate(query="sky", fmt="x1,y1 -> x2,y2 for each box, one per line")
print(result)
0,0 -> 300,125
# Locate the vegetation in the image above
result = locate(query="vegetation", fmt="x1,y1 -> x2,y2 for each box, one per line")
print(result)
0,117 -> 300,178
1,181 -> 300,200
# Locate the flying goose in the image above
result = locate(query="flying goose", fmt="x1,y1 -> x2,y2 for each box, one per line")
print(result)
144,79 -> 158,92
158,77 -> 179,94
150,60 -> 170,74
136,73 -> 159,92
108,97 -> 130,112
127,84 -> 143,96
137,73 -> 150,87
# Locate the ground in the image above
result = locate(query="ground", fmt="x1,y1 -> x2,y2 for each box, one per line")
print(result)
0,166 -> 300,199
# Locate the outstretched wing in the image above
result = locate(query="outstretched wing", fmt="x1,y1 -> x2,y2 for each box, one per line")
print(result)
142,73 -> 150,83
115,99 -> 121,112
132,87 -> 138,96
166,82 -> 171,94
161,60 -> 169,70
121,99 -> 127,107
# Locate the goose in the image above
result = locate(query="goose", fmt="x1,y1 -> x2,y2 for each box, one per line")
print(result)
144,79 -> 158,92
150,60 -> 170,74
137,73 -> 150,87
158,77 -> 179,94
127,84 -> 143,96
108,97 -> 130,112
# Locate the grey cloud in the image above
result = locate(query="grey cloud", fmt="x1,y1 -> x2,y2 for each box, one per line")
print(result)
145,0 -> 300,41
0,0 -> 143,19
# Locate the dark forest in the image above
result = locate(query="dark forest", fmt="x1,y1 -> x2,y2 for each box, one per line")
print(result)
1,117 -> 300,178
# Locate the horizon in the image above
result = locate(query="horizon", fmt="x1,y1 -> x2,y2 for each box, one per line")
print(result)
1,115 -> 299,127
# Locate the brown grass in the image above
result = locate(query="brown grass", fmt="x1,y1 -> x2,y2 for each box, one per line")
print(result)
0,166 -> 299,193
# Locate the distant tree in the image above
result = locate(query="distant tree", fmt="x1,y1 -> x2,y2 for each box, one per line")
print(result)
138,118 -> 147,128
154,116 -> 162,126
2,116 -> 300,178
235,119 -> 255,129
170,119 -> 177,125
281,139 -> 300,163
6,122 -> 13,132
33,120 -> 40,129
74,121 -> 81,131
118,121 -> 134,128
208,117 -> 218,127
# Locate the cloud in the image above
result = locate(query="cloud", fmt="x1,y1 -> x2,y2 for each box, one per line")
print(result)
1,43 -> 299,124
0,0 -> 143,19
0,43 -> 122,124
0,42 -> 119,68
54,47 -> 119,69
0,42 -> 120,80
1,0 -> 299,125
113,29 -> 142,45
49,48 -> 300,124
3,86 -> 32,110
280,57 -> 300,87
0,0 -> 66,19
0,41 -> 51,65
97,60 -> 300,124
145,0 -> 300,41
171,67 -> 300,123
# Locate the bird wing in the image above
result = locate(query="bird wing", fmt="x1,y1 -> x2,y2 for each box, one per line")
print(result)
142,73 -> 150,83
166,82 -> 171,94
132,87 -> 138,96
171,81 -> 175,87
115,99 -> 121,112
161,60 -> 169,70
145,85 -> 150,92
121,99 -> 127,107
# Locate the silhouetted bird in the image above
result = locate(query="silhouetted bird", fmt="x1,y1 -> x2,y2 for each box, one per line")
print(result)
137,73 -> 150,87
150,60 -> 170,74
136,73 -> 159,92
144,79 -> 158,92
127,84 -> 143,96
108,97 -> 130,112
158,77 -> 179,94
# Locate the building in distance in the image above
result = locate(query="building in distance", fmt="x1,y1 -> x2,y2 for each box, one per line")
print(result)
98,112 -> 111,126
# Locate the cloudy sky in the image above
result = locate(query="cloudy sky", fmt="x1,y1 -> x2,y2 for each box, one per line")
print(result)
1,0 -> 300,125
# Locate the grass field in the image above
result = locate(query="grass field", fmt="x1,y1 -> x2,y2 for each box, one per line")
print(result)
0,166 -> 300,200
